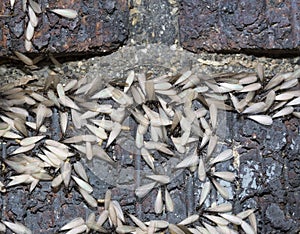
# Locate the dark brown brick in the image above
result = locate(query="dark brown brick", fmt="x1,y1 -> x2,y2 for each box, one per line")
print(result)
0,0 -> 129,56
179,0 -> 300,54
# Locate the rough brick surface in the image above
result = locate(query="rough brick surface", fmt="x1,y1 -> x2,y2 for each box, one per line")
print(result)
0,0 -> 129,56
179,0 -> 300,53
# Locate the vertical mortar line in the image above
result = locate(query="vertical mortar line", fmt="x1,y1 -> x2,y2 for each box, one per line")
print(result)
134,153 -> 142,219
1,141 -> 6,220
51,108 -> 61,141
186,170 -> 194,216
291,0 -> 300,48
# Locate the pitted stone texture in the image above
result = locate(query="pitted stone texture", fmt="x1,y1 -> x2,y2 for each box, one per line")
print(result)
0,0 -> 129,56
179,0 -> 300,53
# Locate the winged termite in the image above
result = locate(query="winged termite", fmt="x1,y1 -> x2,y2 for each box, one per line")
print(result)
41,150 -> 63,167
32,170 -> 52,180
13,118 -> 28,136
243,102 -> 266,114
71,109 -> 83,129
128,214 -> 147,231
203,214 -> 229,226
199,181 -> 211,206
175,152 -> 198,169
264,73 -> 287,90
275,92 -> 295,101
140,147 -> 155,170
209,149 -> 233,165
237,209 -> 255,220
213,171 -> 235,182
287,96 -> 300,106
60,217 -> 85,231
171,136 -> 186,154
85,124 -> 107,140
59,111 -> 68,134
200,131 -> 210,149
247,115 -> 273,125
164,187 -> 174,212
182,75 -> 201,89
112,200 -> 125,223
45,145 -> 72,159
135,126 -> 144,149
11,144 -> 35,155
93,145 -> 115,165
280,78 -> 298,90
108,200 -> 118,226
272,106 -> 294,118
36,104 -> 47,129
211,179 -> 229,199
25,39 -> 32,52
174,71 -> 192,86
219,213 -> 243,225
73,162 -> 88,182
198,157 -> 206,182
106,123 -> 122,148
50,9 -> 78,19
85,142 -> 93,160
135,182 -> 156,198
29,0 -> 42,13
219,82 -> 243,91
7,174 -> 34,187
241,221 -> 255,234
19,135 -> 45,146
111,87 -> 133,106
3,221 -> 32,234
209,103 -> 217,130
25,21 -> 35,42
97,210 -> 109,226
8,107 -> 29,118
79,188 -> 97,207
14,51 -> 34,66
62,95 -> 80,110
249,213 -> 257,233
239,83 -> 261,92
146,175 -> 170,184
45,139 -> 68,149
144,141 -> 174,155
61,161 -> 71,187
28,5 -> 38,27
154,188 -> 163,214
75,82 -> 93,95
207,135 -> 217,158
51,174 -> 63,188
178,214 -> 199,225
206,202 -> 232,213
29,177 -> 39,192
145,220 -> 169,229
154,82 -> 173,91
109,107 -> 126,123
131,85 -> 145,104
47,90 -> 60,107
238,75 -> 258,85
72,175 -> 93,193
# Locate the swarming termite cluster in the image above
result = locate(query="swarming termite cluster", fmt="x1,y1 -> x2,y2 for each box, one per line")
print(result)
0,61 -> 299,233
